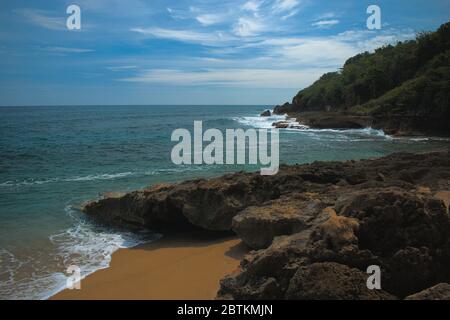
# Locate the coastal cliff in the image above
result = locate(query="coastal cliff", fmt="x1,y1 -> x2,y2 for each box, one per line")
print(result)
83,150 -> 450,300
273,21 -> 450,136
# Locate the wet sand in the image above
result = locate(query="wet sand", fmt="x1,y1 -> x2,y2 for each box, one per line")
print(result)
51,232 -> 248,300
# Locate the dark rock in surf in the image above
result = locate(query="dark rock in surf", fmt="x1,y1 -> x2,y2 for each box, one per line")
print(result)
260,110 -> 271,117
272,121 -> 290,128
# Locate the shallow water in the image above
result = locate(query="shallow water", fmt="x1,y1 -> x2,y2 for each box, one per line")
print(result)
0,105 -> 449,299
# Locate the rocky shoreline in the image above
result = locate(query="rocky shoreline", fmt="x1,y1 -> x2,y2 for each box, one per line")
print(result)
270,105 -> 443,136
82,151 -> 450,300
267,21 -> 450,136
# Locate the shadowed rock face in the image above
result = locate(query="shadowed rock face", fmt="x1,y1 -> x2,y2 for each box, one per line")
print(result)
83,151 -> 450,299
83,175 -> 281,231
274,111 -> 372,130
285,262 -> 396,300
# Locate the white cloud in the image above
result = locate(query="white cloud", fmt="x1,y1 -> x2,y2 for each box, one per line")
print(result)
337,30 -> 372,41
242,1 -> 262,12
206,47 -> 242,55
272,0 -> 300,13
127,5 -> 417,91
238,28 -> 416,68
281,10 -> 299,20
166,7 -> 191,20
357,34 -> 415,51
107,65 -> 137,71
336,29 -> 416,51
139,0 -> 305,43
270,38 -> 357,66
18,9 -> 65,30
196,14 -> 226,26
129,25 -> 416,81
130,27 -> 235,46
40,46 -> 94,53
121,68 -> 328,88
311,19 -> 340,28
162,0 -> 304,40
238,37 -> 358,68
233,17 -> 265,37
315,12 -> 337,20
76,0 -> 152,15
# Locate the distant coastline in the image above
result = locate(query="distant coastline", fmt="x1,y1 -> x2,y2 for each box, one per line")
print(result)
272,21 -> 450,137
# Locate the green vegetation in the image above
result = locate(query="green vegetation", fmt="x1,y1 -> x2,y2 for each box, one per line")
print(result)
290,21 -> 450,123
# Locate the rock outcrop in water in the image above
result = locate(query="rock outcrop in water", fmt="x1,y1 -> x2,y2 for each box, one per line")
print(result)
260,110 -> 271,117
83,150 -> 450,300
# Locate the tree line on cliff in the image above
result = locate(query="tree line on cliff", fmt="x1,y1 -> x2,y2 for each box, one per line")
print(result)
276,21 -> 450,134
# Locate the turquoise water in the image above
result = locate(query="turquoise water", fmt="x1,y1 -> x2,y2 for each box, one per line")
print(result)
0,105 -> 449,299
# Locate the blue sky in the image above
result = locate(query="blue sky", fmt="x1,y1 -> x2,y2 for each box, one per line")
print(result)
0,0 -> 449,106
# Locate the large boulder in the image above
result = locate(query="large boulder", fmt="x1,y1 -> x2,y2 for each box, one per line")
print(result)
272,121 -> 290,129
231,195 -> 328,249
335,187 -> 450,255
82,183 -> 189,228
218,231 -> 313,300
83,173 -> 281,231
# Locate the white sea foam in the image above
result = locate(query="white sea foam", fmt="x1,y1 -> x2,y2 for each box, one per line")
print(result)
65,172 -> 135,182
233,112 -> 392,140
0,206 -> 160,300
0,172 -> 138,188
0,167 -> 204,188
0,178 -> 60,187
233,110 -> 287,129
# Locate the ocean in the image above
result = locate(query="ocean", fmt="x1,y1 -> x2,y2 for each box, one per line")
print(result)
0,105 -> 449,299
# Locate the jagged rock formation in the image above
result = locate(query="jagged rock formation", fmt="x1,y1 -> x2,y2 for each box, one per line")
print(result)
83,151 -> 450,299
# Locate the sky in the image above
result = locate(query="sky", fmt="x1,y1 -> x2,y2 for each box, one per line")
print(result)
0,0 -> 449,106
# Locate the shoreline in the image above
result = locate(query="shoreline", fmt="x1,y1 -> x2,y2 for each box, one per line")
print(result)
51,231 -> 248,300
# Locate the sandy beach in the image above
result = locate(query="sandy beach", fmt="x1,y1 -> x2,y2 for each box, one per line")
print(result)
51,232 -> 248,300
